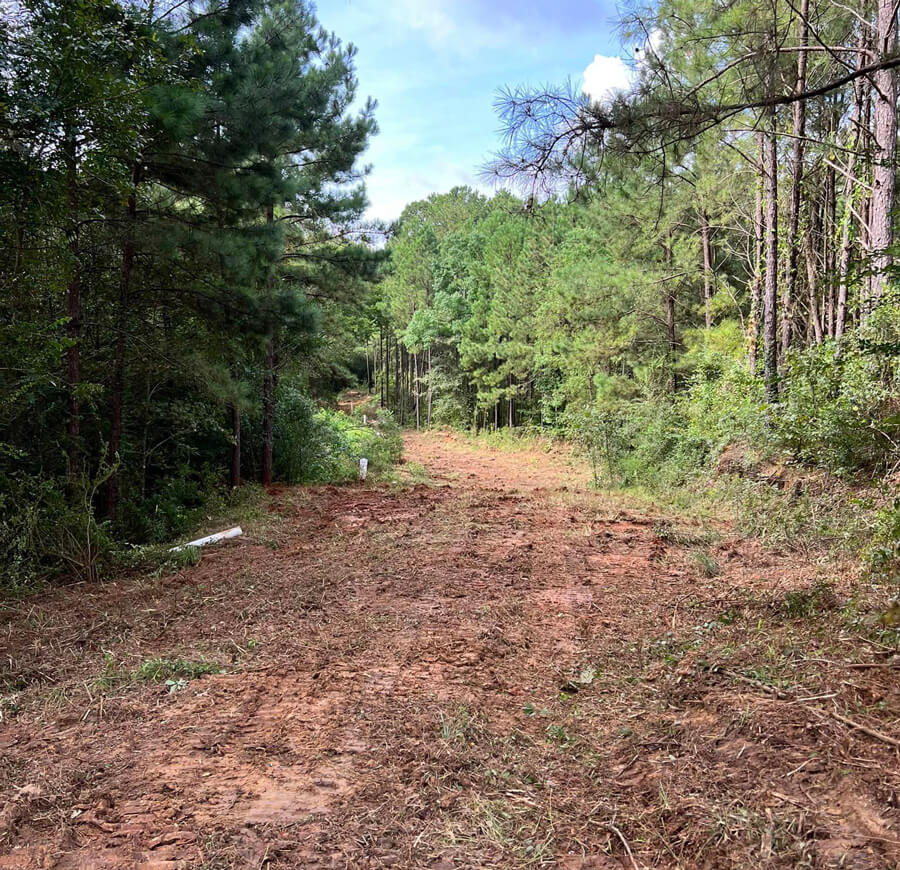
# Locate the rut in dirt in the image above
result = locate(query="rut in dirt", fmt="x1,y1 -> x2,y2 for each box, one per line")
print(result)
1,431 -> 898,869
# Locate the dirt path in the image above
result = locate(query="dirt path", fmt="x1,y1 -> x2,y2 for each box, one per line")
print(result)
1,432 -> 899,869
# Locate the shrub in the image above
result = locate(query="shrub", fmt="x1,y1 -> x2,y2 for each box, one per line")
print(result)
0,465 -> 113,590
118,464 -> 226,545
274,385 -> 402,484
866,498 -> 900,582
771,341 -> 899,474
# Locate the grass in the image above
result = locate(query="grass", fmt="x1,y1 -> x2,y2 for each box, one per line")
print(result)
692,550 -> 721,578
780,580 -> 836,619
439,705 -> 485,746
96,655 -> 221,692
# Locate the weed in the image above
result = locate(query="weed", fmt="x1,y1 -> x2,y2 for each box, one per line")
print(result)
655,521 -> 718,547
96,655 -> 220,692
545,723 -> 576,747
134,657 -> 220,682
439,705 -> 484,746
692,550 -> 721,578
780,581 -> 836,619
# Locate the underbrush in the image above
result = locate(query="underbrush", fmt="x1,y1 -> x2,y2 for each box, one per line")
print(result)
1,392 -> 404,595
468,424 -> 563,454
275,387 -> 402,483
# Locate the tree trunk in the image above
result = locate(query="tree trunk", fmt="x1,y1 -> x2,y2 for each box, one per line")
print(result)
261,203 -> 275,487
64,128 -> 82,474
835,40 -> 868,344
262,334 -> 275,486
394,340 -> 400,422
763,123 -> 779,403
749,132 -> 765,373
868,0 -> 898,314
825,166 -> 837,336
804,222 -> 823,345
700,211 -> 714,328
414,351 -> 420,430
378,328 -> 384,408
230,401 -> 241,488
782,0 -> 810,359
106,162 -> 141,519
662,234 -> 679,389
426,346 -> 432,428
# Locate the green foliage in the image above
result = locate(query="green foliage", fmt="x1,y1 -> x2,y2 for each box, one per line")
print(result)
692,551 -> 721,578
0,465 -> 113,590
97,655 -> 220,692
133,658 -> 221,683
0,0 -> 383,592
772,342 -> 900,475
866,499 -> 900,582
119,466 -> 228,545
565,407 -> 630,488
274,384 -> 402,484
780,582 -> 836,620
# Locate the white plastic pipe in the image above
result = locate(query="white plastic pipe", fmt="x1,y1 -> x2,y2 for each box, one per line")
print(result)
169,526 -> 243,552
359,458 -> 368,480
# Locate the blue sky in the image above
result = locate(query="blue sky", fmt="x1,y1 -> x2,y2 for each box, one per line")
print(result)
316,0 -> 629,222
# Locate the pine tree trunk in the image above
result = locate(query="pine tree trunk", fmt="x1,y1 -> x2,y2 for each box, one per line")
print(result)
804,220 -> 823,344
395,340 -> 400,422
262,334 -> 275,486
261,204 -> 275,486
230,400 -> 241,488
106,162 -> 141,519
700,211 -> 714,328
427,346 -> 432,427
414,351 -> 420,429
378,328 -> 384,407
860,76 -> 873,308
663,235 -> 679,390
783,0 -> 810,358
868,0 -> 898,315
835,42 -> 867,344
763,123 -> 779,403
824,167 -> 837,336
749,132 -> 764,373
64,127 -> 82,474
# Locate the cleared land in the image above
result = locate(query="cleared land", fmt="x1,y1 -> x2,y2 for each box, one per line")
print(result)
1,432 -> 898,869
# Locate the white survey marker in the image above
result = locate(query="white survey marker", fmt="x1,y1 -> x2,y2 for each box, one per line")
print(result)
169,526 -> 243,552
359,458 -> 368,480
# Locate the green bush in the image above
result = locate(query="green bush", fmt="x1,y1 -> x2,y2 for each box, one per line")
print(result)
770,341 -> 899,474
0,465 -> 113,590
118,464 -> 227,545
866,498 -> 900,581
274,384 -> 402,484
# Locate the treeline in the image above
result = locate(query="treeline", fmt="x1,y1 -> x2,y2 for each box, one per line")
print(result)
1,0 -> 381,583
374,0 -> 900,485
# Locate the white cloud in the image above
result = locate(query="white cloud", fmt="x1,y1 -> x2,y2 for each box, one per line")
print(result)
363,163 -> 487,223
389,0 -> 457,43
581,54 -> 632,103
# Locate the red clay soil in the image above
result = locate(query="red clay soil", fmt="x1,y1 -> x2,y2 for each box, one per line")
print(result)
1,432 -> 899,869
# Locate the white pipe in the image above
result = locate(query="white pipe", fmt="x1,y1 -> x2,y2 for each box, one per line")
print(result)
169,526 -> 243,552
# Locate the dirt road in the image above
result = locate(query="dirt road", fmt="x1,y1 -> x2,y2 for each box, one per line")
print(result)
1,432 -> 898,868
